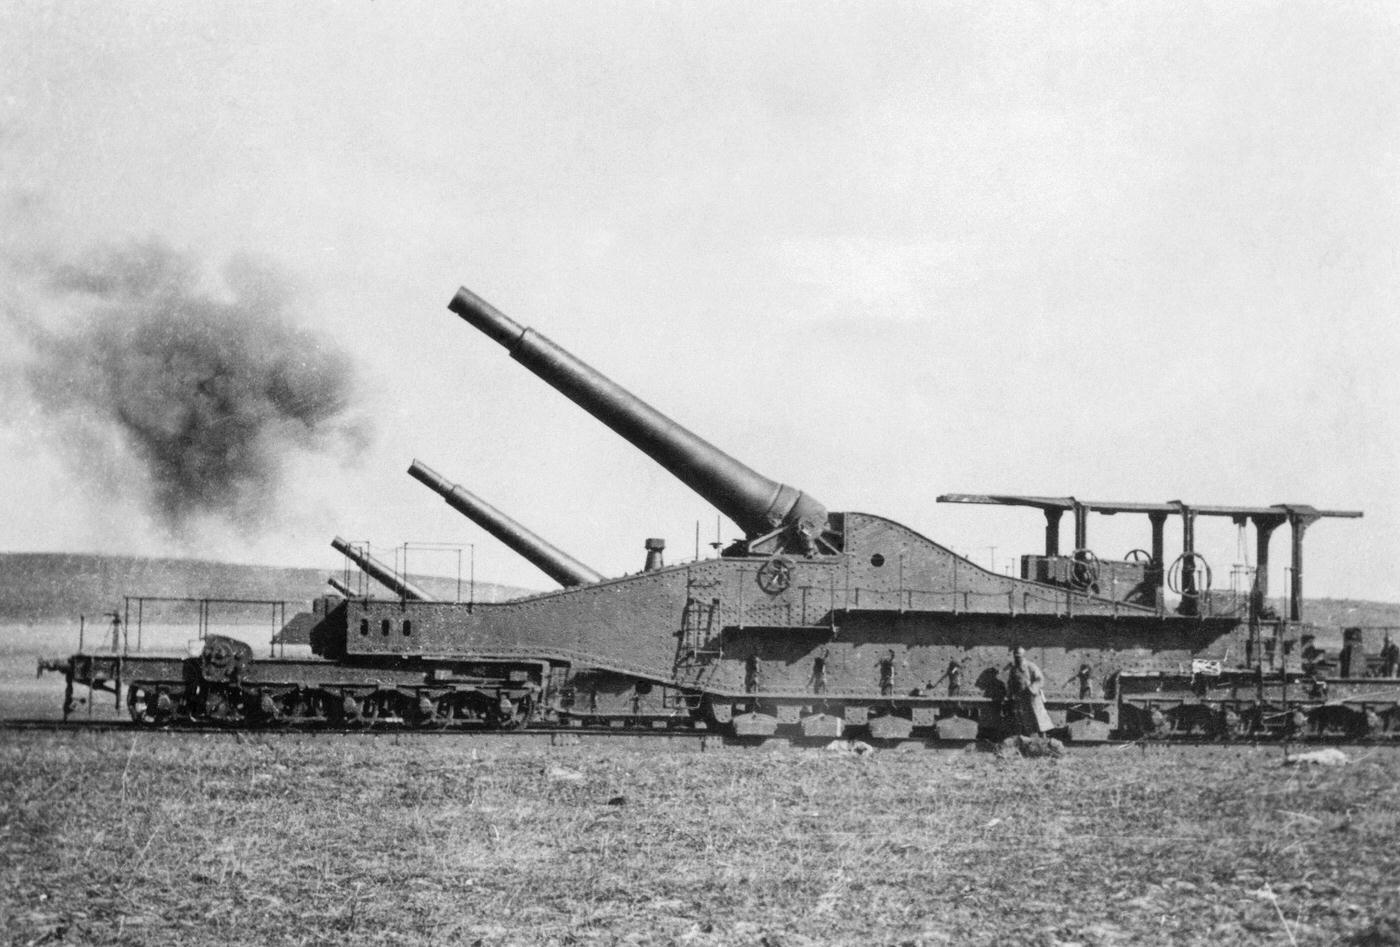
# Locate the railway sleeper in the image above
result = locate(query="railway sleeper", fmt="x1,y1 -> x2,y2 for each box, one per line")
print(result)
555,710 -> 696,731
706,696 -> 1115,743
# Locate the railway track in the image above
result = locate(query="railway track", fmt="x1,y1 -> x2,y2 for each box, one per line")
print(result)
0,716 -> 716,744
6,715 -> 1398,751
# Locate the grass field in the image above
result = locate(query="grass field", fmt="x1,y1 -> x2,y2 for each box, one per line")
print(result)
2,733 -> 1399,946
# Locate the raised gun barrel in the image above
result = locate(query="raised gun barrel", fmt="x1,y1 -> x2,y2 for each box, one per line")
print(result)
326,576 -> 356,598
331,537 -> 434,602
408,459 -> 605,587
448,287 -> 835,553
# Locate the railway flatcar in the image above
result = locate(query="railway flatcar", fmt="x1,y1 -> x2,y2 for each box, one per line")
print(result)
42,286 -> 1396,743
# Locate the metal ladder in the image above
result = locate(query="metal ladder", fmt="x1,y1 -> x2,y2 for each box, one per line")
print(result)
670,590 -> 723,701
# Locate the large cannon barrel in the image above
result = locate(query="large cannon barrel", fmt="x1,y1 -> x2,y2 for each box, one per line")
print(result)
448,287 -> 831,548
408,459 -> 604,587
331,537 -> 434,602
326,576 -> 356,598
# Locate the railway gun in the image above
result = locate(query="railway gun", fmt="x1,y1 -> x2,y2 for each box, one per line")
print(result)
38,285 -> 1398,744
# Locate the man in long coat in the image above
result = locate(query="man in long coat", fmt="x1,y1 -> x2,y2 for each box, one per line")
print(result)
1007,646 -> 1054,735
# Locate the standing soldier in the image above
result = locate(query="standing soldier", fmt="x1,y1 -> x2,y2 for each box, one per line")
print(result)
1381,636 -> 1400,678
1006,646 -> 1053,735
1340,636 -> 1356,678
1074,663 -> 1094,700
878,650 -> 896,696
809,649 -> 828,694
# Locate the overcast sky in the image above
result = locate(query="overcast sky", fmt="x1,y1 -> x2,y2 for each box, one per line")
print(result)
1,2 -> 1396,603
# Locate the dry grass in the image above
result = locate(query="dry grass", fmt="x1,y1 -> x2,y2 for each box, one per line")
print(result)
2,733 -> 1399,946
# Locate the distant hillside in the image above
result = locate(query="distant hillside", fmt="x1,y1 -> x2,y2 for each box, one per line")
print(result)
1298,598 -> 1400,631
1201,592 -> 1400,630
0,553 -> 540,624
3,552 -> 1396,631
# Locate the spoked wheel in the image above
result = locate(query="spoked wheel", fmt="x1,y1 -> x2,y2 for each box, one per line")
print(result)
1167,553 -> 1213,599
756,556 -> 794,595
1069,549 -> 1100,591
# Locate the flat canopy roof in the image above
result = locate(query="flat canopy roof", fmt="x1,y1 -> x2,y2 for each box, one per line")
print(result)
936,494 -> 1363,520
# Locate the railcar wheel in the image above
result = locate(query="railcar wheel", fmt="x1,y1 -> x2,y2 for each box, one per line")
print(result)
203,688 -> 243,724
335,692 -> 362,726
1170,703 -> 1218,736
436,695 -> 462,727
1216,706 -> 1250,740
412,694 -> 448,729
277,690 -> 303,721
242,688 -> 281,726
444,692 -> 494,727
1357,709 -> 1383,740
127,686 -> 158,726
282,688 -> 323,723
491,695 -> 522,730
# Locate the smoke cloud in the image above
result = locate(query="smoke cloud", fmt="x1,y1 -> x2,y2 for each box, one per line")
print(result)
16,239 -> 368,533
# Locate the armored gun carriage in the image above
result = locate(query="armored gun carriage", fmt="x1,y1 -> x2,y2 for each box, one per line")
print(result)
42,285 -> 1395,742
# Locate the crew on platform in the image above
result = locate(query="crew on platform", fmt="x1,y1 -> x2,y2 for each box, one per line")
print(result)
878,650 -> 896,696
1382,637 -> 1400,678
945,659 -> 963,697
